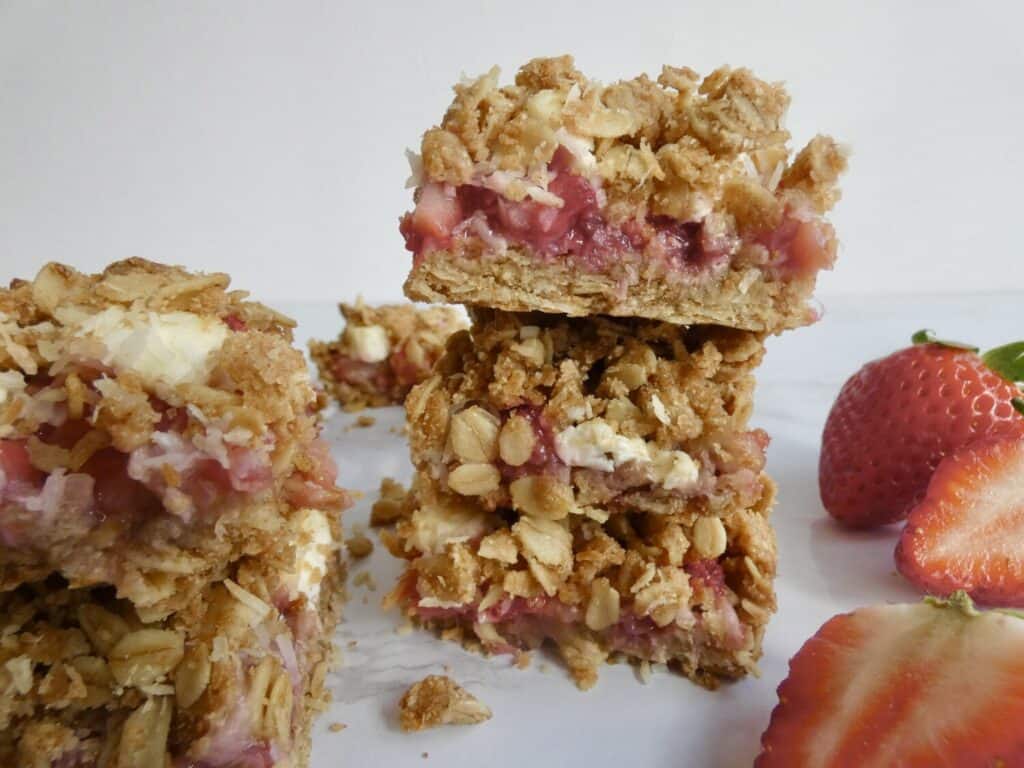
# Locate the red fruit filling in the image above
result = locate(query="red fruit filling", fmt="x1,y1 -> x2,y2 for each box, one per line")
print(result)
401,146 -> 833,281
404,556 -> 747,656
329,354 -> 394,394
498,406 -> 565,481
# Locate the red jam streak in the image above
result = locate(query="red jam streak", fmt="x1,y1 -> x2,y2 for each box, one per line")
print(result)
400,147 -> 833,280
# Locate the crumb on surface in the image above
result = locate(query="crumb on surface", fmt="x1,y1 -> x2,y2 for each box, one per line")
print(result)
398,675 -> 492,732
345,534 -> 374,559
329,722 -> 348,733
352,571 -> 377,591
370,477 -> 410,527
514,651 -> 531,670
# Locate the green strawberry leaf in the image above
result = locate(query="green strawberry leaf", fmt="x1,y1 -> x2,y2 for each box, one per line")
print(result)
981,342 -> 1024,387
1013,398 -> 1024,416
911,329 -> 979,352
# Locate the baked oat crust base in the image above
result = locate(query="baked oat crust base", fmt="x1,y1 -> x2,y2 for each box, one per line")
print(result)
405,245 -> 817,333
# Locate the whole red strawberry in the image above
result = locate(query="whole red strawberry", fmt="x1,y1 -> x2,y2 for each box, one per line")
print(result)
820,331 -> 1024,527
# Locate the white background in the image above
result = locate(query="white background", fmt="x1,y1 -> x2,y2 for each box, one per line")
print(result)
1,0 -> 1022,302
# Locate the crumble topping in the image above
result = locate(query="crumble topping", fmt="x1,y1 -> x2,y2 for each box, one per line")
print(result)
404,310 -> 767,522
412,55 -> 845,228
398,675 -> 492,732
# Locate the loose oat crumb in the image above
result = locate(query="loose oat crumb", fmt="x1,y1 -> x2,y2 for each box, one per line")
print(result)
422,753 -> 429,759
514,650 -> 531,669
329,722 -> 348,733
370,477 -> 410,527
398,675 -> 492,732
345,534 -> 374,559
345,414 -> 377,431
396,619 -> 413,636
347,640 -> 358,649
352,571 -> 377,591
637,660 -> 653,684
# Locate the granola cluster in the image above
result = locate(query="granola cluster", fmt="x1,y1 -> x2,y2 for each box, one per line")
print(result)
417,55 -> 846,231
0,509 -> 343,767
310,301 -> 467,410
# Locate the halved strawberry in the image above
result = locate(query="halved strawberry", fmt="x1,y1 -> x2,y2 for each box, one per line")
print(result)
896,437 -> 1024,606
757,593 -> 1024,767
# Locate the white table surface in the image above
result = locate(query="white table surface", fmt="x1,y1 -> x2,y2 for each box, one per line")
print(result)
284,294 -> 1016,768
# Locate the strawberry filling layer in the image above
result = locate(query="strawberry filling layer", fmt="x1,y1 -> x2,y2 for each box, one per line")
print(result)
401,147 -> 834,281
406,558 -> 748,657
327,342 -> 429,396
0,419 -> 343,551
497,406 -> 566,482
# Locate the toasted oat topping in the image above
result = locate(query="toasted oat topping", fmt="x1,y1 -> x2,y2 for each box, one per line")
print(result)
414,56 -> 846,225
0,259 -> 313,449
403,309 -> 767,522
398,675 -> 492,732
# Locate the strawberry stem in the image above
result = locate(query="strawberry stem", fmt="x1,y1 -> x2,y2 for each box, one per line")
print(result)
911,329 -> 978,352
925,590 -> 979,616
981,342 -> 1024,388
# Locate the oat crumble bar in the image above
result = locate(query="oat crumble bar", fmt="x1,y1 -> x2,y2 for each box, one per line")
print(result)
0,506 -> 343,767
401,56 -> 847,333
0,260 -> 351,620
310,301 -> 467,411
384,311 -> 777,688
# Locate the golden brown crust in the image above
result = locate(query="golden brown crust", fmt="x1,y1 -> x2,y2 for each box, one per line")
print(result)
309,301 -> 467,411
405,245 -> 819,332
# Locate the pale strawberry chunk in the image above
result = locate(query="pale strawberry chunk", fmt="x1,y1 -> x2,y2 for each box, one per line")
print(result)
412,182 -> 462,240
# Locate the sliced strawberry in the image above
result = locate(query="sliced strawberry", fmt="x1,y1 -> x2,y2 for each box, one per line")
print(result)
757,593 -> 1024,767
896,437 -> 1024,606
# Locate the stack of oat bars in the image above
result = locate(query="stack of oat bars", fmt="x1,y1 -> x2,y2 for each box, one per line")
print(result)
386,56 -> 846,688
0,260 -> 350,766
